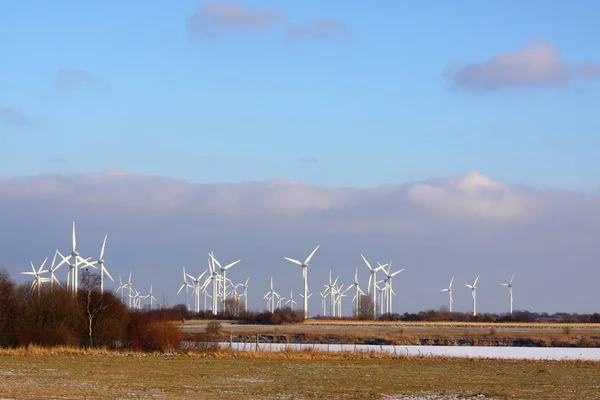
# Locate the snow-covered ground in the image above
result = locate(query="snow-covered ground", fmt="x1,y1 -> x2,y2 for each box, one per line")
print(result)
215,342 -> 600,360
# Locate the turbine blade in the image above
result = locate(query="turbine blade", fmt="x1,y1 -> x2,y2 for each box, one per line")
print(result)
304,245 -> 320,265
361,254 -> 372,270
100,234 -> 107,259
223,260 -> 241,270
103,266 -> 114,282
72,221 -> 76,251
284,257 -> 303,266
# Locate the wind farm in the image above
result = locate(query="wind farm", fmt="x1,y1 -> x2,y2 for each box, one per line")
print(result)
3,0 -> 600,398
7,221 -> 544,322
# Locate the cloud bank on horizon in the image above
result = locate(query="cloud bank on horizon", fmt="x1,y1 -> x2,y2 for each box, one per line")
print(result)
1,170 -> 599,314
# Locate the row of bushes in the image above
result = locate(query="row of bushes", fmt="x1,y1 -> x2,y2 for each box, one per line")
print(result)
0,268 -> 182,351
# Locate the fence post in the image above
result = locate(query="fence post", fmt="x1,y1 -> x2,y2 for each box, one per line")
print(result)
256,334 -> 259,351
229,334 -> 232,349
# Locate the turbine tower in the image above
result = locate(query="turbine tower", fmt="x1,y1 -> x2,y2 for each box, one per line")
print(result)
500,273 -> 515,315
284,245 -> 319,319
440,276 -> 454,312
465,275 -> 479,317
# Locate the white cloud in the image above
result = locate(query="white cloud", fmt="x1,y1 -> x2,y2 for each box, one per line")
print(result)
446,39 -> 598,90
407,171 -> 535,221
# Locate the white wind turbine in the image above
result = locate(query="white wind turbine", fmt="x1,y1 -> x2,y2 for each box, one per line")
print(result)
440,276 -> 454,312
126,272 -> 133,309
381,261 -> 404,314
186,270 -> 208,313
320,291 -> 327,316
209,253 -> 241,312
235,277 -> 250,313
86,234 -> 114,294
285,289 -> 297,310
264,277 -> 279,312
146,285 -> 158,310
49,251 -> 62,288
21,258 -> 50,294
116,275 -> 128,304
500,273 -> 515,315
55,222 -> 95,294
361,254 -> 388,319
205,255 -> 220,313
347,266 -> 363,317
465,275 -> 479,316
323,270 -> 339,317
284,245 -> 320,319
177,266 -> 191,311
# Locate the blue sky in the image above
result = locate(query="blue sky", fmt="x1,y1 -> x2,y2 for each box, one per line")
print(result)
1,0 -> 599,190
2,2 -> 600,314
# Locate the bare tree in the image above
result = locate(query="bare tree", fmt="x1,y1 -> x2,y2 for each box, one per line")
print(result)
357,294 -> 375,320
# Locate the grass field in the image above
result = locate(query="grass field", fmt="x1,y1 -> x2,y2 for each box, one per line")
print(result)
0,348 -> 598,399
180,320 -> 600,347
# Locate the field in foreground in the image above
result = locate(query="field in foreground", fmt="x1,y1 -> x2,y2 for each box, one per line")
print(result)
0,349 -> 598,399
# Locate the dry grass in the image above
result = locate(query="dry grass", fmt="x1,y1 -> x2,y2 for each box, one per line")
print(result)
0,347 -> 599,399
186,321 -> 600,347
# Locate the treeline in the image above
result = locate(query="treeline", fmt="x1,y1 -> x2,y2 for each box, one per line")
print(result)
172,302 -> 305,325
0,268 -> 181,350
373,310 -> 600,323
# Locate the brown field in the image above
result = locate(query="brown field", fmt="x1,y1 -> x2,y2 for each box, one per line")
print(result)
0,347 -> 599,399
179,320 -> 600,347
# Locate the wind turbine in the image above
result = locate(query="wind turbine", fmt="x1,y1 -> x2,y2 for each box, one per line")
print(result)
285,289 -> 297,310
91,235 -> 113,294
264,277 -> 279,312
235,277 -> 250,313
146,285 -> 158,310
284,245 -> 319,319
361,254 -> 388,319
381,261 -> 404,314
21,258 -> 50,295
347,266 -> 363,317
285,289 -> 298,310
55,222 -> 95,294
177,266 -> 194,312
49,251 -> 62,288
186,270 -> 208,313
323,270 -> 339,317
320,291 -> 327,316
465,275 -> 479,316
116,275 -> 128,304
440,276 -> 454,312
209,253 -> 241,312
500,273 -> 515,315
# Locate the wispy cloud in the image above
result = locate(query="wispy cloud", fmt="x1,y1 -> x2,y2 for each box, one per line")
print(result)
287,17 -> 351,42
0,108 -> 32,126
187,1 -> 285,38
55,68 -> 99,90
445,39 -> 598,90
